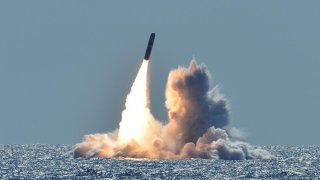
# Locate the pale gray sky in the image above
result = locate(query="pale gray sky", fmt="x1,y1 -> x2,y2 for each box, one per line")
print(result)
0,1 -> 319,145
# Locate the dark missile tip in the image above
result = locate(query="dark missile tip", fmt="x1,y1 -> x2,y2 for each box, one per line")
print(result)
144,33 -> 156,60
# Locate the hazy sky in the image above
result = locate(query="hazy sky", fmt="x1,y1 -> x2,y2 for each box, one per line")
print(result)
0,1 -> 319,145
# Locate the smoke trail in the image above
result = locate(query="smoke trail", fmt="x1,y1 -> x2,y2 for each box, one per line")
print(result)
117,60 -> 156,146
74,58 -> 272,160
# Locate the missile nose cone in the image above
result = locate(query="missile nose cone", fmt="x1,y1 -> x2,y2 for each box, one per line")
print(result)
150,33 -> 155,39
144,33 -> 156,60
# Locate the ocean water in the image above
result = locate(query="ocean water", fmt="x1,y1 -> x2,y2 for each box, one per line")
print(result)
0,145 -> 319,179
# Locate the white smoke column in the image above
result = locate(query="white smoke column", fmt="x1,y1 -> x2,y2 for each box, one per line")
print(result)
74,59 -> 163,158
117,60 -> 158,147
114,59 -> 162,157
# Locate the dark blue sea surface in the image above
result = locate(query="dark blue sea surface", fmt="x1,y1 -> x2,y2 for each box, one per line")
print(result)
0,145 -> 319,179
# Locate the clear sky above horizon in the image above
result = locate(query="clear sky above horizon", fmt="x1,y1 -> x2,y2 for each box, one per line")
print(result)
0,1 -> 319,145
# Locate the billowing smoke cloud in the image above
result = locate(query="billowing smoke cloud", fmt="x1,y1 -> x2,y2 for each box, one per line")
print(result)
164,60 -> 229,152
74,59 -> 272,160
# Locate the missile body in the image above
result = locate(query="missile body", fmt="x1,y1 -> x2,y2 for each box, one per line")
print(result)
144,33 -> 155,60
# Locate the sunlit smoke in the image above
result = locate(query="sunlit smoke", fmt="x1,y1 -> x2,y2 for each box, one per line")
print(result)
117,60 -> 150,145
74,58 -> 272,160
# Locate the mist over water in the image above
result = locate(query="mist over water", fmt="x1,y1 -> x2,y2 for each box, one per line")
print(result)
74,59 -> 272,160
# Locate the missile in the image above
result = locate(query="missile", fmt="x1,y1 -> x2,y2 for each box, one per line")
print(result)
144,33 -> 155,60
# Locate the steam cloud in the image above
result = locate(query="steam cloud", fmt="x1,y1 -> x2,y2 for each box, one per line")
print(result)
74,59 -> 272,160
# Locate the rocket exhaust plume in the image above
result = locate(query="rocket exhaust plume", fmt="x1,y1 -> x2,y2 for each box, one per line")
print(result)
117,60 -> 158,146
74,34 -> 272,160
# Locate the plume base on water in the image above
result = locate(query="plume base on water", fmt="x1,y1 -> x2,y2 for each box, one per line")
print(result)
74,59 -> 272,160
